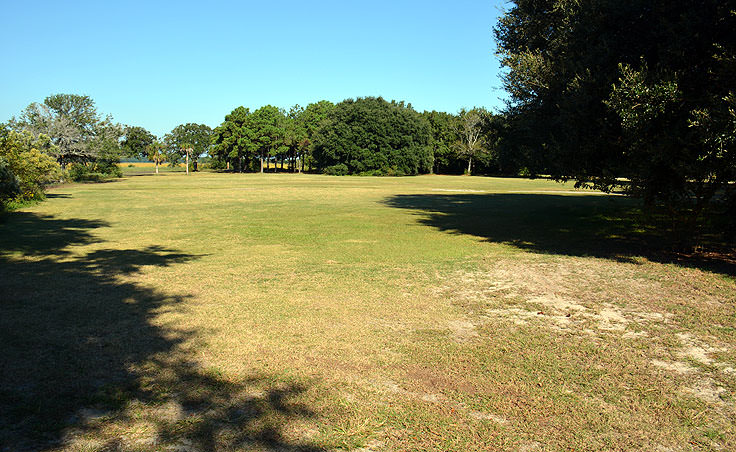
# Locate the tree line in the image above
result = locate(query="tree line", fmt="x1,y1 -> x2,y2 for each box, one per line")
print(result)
1,94 -> 507,210
208,97 -> 503,176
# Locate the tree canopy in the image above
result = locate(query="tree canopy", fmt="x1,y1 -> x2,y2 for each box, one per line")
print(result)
495,0 -> 736,240
312,97 -> 433,176
165,123 -> 213,171
13,94 -> 103,168
122,126 -> 156,160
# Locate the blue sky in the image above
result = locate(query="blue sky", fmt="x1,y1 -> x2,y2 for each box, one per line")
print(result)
1,0 -> 508,137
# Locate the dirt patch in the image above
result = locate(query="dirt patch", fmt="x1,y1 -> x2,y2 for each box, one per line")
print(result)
447,319 -> 480,342
684,379 -> 728,405
676,332 -> 722,366
651,359 -> 697,374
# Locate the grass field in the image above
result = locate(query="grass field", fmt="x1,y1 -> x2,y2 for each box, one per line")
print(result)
119,162 -> 186,175
1,173 -> 734,451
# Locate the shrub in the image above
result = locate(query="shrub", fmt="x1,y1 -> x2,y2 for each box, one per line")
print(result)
0,157 -> 20,207
67,164 -> 105,182
323,163 -> 349,176
0,129 -> 60,201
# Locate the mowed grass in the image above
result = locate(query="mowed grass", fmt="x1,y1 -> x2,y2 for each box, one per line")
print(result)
119,162 -> 186,175
1,173 -> 734,451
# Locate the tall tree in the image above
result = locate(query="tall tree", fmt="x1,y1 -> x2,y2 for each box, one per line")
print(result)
146,138 -> 166,174
422,111 -> 461,174
495,0 -> 736,243
211,106 -> 253,172
299,101 -> 335,171
283,105 -> 307,172
13,94 -> 101,168
250,106 -> 286,173
165,123 -> 213,173
312,97 -> 432,175
122,126 -> 155,160
455,108 -> 490,176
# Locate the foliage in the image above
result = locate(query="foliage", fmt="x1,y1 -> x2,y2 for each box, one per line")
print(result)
0,127 -> 60,202
298,101 -> 335,171
0,157 -> 20,207
210,106 -> 253,172
146,139 -> 167,174
495,0 -> 736,244
281,105 -> 307,172
10,94 -> 126,182
312,97 -> 432,175
165,123 -> 213,170
422,111 -> 461,174
323,163 -> 349,176
249,105 -> 287,172
122,126 -> 155,160
454,108 -> 496,175
12,94 -> 101,168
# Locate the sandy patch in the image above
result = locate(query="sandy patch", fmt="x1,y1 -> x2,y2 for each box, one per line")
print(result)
447,319 -> 480,342
651,359 -> 697,374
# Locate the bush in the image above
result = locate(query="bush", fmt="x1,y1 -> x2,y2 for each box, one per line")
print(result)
323,163 -> 349,176
0,157 -> 21,207
67,158 -> 122,182
0,129 -> 60,201
67,164 -> 105,182
207,158 -> 228,170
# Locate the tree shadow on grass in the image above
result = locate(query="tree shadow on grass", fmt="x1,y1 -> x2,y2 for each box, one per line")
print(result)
383,193 -> 736,276
0,212 -> 325,451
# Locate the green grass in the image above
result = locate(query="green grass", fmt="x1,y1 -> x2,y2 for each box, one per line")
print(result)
1,173 -> 734,451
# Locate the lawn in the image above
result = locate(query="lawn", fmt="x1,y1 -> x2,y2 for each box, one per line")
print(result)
1,173 -> 734,451
118,162 -> 186,175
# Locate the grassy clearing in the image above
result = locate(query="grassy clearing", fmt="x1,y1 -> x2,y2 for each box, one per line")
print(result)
118,162 -> 186,175
1,173 -> 734,451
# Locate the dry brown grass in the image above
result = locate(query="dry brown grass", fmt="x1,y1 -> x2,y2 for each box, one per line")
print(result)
1,173 -> 734,451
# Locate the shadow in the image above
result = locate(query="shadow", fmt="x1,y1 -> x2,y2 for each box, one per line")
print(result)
0,212 -> 108,255
383,193 -> 736,276
0,212 -> 325,451
45,193 -> 72,199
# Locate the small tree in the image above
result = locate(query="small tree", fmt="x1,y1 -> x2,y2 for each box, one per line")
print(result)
147,139 -> 166,174
455,108 -> 487,175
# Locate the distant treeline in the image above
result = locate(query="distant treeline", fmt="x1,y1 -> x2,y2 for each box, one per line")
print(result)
0,93 -> 513,210
208,97 -> 505,176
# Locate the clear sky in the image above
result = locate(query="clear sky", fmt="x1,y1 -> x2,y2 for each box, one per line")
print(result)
0,0 -> 508,137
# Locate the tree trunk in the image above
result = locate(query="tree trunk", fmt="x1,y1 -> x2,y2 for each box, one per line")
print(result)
186,152 -> 189,175
155,159 -> 159,174
260,155 -> 264,173
467,156 -> 472,175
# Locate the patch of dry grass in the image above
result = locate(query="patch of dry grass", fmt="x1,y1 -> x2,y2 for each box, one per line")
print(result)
1,173 -> 734,451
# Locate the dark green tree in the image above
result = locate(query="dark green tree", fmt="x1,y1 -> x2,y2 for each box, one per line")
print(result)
312,97 -> 432,176
165,123 -> 213,172
422,111 -> 461,174
283,105 -> 307,172
299,101 -> 335,171
249,106 -> 287,173
122,126 -> 156,160
495,0 -> 736,244
211,107 -> 253,172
